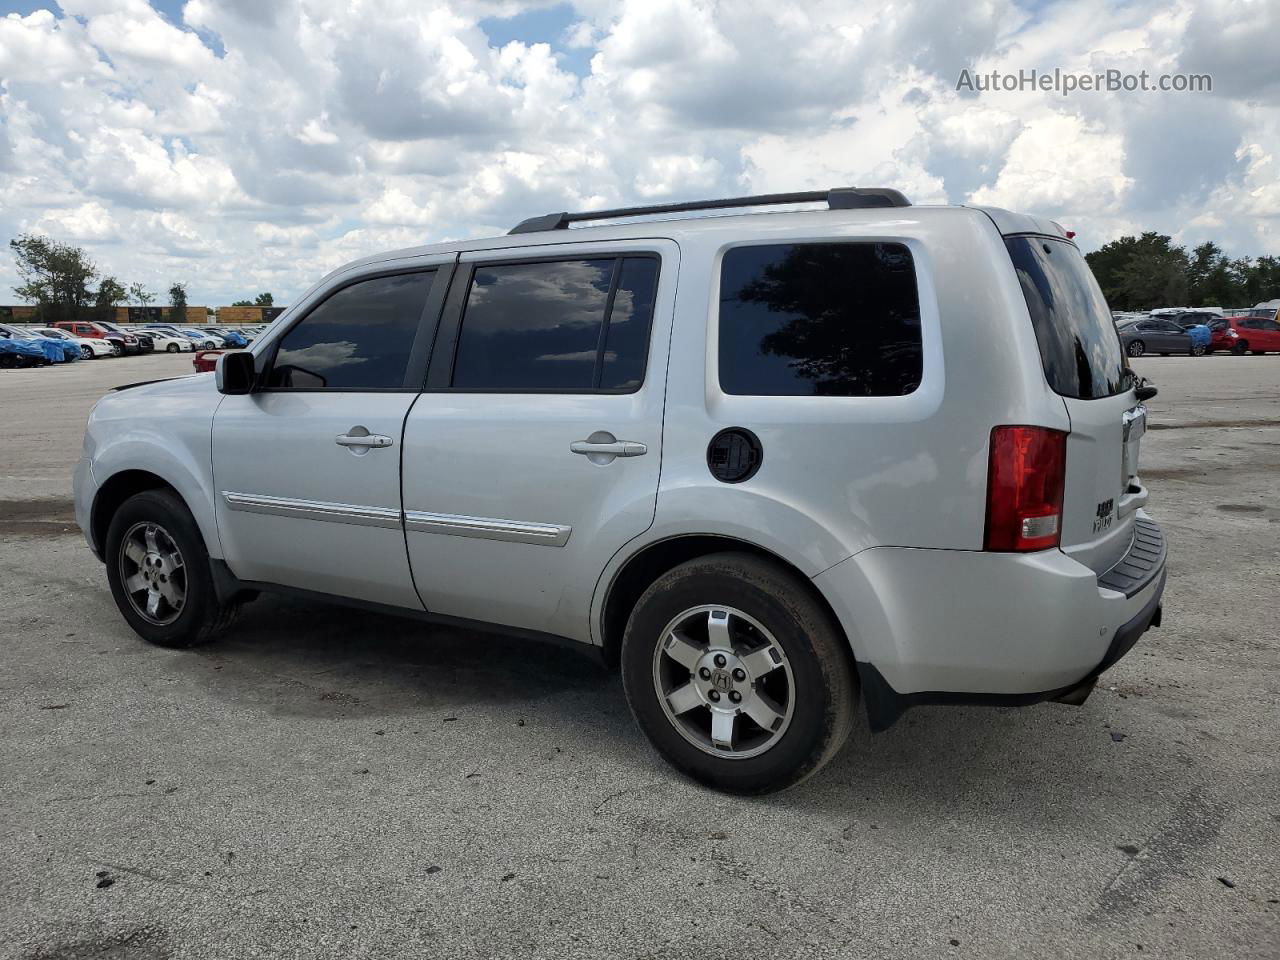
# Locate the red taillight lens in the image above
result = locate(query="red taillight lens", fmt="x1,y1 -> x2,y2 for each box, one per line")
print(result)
983,425 -> 1068,552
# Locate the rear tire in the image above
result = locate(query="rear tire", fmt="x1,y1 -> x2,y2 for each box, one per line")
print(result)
1252,350 -> 1267,356
1127,340 -> 1145,357
621,552 -> 856,794
1191,344 -> 1206,356
1232,341 -> 1248,355
104,489 -> 240,648
166,343 -> 179,353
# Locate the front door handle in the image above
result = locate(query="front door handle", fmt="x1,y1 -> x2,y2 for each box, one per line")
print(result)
570,431 -> 647,464
336,432 -> 394,449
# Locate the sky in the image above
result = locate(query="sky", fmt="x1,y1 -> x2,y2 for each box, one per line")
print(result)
0,0 -> 1277,307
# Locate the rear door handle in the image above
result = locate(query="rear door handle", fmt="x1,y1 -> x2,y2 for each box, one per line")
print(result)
336,433 -> 394,449
570,440 -> 647,457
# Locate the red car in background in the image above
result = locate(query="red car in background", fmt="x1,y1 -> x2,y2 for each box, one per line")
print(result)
192,350 -> 223,372
1207,315 -> 1280,354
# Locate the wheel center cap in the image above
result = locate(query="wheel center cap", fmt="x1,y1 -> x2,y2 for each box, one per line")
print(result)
710,669 -> 734,693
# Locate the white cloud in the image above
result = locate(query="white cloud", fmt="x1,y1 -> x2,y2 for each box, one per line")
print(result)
0,0 -> 1275,307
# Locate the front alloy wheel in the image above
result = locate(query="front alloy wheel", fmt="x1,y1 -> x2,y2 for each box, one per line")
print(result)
80,345 -> 93,360
118,521 -> 187,625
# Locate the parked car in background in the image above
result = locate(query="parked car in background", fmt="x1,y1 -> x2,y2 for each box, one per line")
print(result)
0,322 -> 80,362
0,324 -> 54,366
197,326 -> 249,347
98,320 -> 153,353
192,350 -> 223,372
32,326 -> 114,359
1224,314 -> 1280,354
126,326 -> 193,353
53,320 -> 139,355
1117,316 -> 1205,356
145,324 -> 225,350
1163,310 -> 1221,331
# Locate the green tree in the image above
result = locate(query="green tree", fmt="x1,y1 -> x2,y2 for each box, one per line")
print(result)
231,299 -> 252,307
253,292 -> 274,306
9,233 -> 98,321
1086,233 -> 1189,310
95,276 -> 127,309
169,282 -> 188,311
129,282 -> 154,309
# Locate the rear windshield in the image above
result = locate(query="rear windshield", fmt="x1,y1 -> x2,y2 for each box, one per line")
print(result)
1005,236 -> 1126,400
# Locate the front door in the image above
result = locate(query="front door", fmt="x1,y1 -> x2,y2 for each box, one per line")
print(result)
212,261 -> 451,609
401,240 -> 677,641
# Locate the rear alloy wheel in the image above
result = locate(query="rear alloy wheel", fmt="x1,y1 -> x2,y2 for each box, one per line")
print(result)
1127,340 -> 1145,357
1191,344 -> 1206,356
1231,340 -> 1249,355
621,552 -> 856,794
166,342 -> 179,353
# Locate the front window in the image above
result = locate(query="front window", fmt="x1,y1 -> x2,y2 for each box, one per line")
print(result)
266,271 -> 436,390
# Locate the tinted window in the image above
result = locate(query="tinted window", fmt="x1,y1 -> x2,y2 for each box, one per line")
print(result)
267,271 -> 433,390
451,257 -> 658,391
718,242 -> 922,396
600,258 -> 659,390
1006,237 -> 1126,400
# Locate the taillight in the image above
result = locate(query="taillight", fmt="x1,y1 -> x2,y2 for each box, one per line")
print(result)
983,425 -> 1068,552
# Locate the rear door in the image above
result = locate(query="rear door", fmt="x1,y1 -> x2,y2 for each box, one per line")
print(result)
401,240 -> 676,641
1005,236 -> 1142,576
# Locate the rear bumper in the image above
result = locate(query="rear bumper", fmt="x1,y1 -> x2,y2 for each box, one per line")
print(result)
814,510 -> 1167,730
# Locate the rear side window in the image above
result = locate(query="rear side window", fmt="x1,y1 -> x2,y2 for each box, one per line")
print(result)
451,256 -> 659,392
267,271 -> 435,390
1005,237 -> 1126,400
718,242 -> 922,396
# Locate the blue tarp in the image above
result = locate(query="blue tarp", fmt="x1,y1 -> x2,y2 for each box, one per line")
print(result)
0,338 -> 48,361
221,331 -> 249,347
1188,324 -> 1211,348
28,335 -> 76,362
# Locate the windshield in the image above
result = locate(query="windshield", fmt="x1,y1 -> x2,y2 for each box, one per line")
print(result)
1005,236 -> 1127,400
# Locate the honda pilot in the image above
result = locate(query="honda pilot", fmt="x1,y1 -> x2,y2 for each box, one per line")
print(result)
73,188 -> 1166,793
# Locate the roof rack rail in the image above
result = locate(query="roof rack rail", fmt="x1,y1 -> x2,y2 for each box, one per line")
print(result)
507,187 -> 911,235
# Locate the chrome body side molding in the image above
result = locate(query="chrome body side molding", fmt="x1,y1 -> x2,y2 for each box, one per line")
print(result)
404,509 -> 572,547
221,492 -> 402,529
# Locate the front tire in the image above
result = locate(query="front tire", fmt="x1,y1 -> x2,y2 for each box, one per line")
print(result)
104,489 -> 240,648
621,552 -> 856,794
80,345 -> 93,360
1127,340 -> 1145,357
166,342 -> 179,353
1232,340 -> 1249,355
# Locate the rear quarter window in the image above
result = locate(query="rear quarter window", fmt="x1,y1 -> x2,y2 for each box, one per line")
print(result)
1005,236 -> 1126,400
718,241 -> 922,396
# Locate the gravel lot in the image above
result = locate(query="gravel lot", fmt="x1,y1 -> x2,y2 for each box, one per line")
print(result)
1,354 -> 1277,959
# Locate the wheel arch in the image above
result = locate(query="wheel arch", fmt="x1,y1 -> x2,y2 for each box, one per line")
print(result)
90,462 -> 220,562
597,534 -> 854,673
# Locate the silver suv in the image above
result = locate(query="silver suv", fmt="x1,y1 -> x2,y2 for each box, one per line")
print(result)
74,188 -> 1166,793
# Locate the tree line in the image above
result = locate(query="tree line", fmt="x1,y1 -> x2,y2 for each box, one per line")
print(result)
7,232 -> 273,321
1085,234 -> 1280,311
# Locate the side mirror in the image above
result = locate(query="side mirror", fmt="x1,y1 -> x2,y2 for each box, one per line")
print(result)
216,350 -> 256,395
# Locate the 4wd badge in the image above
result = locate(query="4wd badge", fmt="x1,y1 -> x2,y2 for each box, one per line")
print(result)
1093,498 -> 1115,534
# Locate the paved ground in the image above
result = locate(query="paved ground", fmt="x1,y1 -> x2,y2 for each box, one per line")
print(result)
0,354 -> 1277,959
